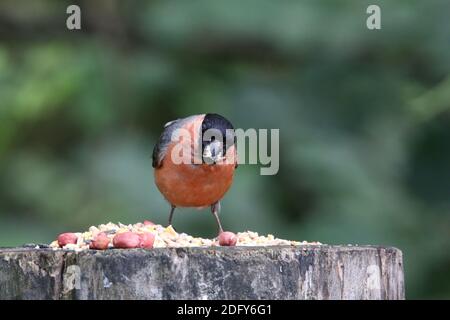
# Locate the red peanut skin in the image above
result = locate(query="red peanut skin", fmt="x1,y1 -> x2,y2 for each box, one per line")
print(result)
218,231 -> 237,246
89,232 -> 110,250
138,232 -> 155,249
57,233 -> 78,247
113,232 -> 140,248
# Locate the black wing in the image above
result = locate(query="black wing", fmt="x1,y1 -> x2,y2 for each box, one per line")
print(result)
152,119 -> 180,168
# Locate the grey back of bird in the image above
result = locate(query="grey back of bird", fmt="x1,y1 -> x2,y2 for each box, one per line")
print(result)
152,115 -> 202,168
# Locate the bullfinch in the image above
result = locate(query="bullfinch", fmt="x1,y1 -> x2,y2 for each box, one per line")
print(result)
152,113 -> 237,233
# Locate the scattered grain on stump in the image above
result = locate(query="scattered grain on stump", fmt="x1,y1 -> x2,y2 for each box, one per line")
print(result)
48,222 -> 317,251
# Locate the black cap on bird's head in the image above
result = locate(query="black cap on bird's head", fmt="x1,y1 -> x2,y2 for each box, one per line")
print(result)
201,113 -> 235,164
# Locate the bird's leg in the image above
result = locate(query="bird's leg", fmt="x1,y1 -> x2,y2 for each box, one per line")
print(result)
168,205 -> 176,227
211,201 -> 224,234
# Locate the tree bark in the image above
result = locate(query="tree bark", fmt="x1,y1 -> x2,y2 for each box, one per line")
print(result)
0,246 -> 404,300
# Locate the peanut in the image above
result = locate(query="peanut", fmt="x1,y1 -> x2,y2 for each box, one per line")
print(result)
218,231 -> 237,246
138,232 -> 155,249
57,233 -> 78,247
113,232 -> 140,248
89,232 -> 110,250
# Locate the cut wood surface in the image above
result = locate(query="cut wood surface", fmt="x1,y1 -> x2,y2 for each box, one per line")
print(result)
0,245 -> 404,300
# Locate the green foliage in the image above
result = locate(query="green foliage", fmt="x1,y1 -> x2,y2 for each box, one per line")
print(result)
0,0 -> 449,299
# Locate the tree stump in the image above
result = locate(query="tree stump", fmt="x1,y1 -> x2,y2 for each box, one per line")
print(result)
0,246 -> 404,300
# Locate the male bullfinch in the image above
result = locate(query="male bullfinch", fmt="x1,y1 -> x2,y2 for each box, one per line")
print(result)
152,113 -> 237,233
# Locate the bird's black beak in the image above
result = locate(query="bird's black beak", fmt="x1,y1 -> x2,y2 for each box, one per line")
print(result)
203,140 -> 223,165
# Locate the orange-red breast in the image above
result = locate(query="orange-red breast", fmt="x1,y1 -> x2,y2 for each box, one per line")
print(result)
152,113 -> 237,233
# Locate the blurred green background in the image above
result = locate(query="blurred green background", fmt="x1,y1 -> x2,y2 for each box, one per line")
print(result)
1,0 -> 449,299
